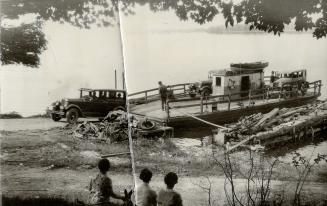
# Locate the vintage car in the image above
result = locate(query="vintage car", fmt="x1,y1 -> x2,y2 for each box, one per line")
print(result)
47,88 -> 126,124
188,80 -> 213,97
271,69 -> 307,88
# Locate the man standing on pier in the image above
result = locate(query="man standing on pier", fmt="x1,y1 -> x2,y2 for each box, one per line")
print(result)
158,81 -> 168,111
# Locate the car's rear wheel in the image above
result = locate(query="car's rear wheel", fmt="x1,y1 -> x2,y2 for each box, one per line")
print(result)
51,114 -> 61,122
66,108 -> 79,124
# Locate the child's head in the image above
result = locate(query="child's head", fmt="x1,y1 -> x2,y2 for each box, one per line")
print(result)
98,158 -> 110,174
164,172 -> 178,189
139,168 -> 153,183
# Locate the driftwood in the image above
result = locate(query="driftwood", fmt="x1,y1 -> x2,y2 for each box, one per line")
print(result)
279,107 -> 306,118
263,117 -> 282,128
227,135 -> 254,152
222,100 -> 327,149
254,108 -> 279,128
254,113 -> 327,141
101,152 -> 131,158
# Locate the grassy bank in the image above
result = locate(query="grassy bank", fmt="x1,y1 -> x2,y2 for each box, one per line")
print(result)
132,138 -> 327,182
1,126 -> 131,171
1,125 -> 133,203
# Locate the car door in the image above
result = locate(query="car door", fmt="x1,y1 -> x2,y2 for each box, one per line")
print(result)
86,90 -> 107,117
96,90 -> 111,117
114,91 -> 126,110
104,91 -> 117,114
78,91 -> 94,116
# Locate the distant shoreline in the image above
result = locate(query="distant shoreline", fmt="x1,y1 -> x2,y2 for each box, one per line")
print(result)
0,112 -> 49,119
151,24 -> 312,35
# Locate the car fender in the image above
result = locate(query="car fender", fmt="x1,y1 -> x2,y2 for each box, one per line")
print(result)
200,86 -> 212,92
65,104 -> 83,116
113,106 -> 126,112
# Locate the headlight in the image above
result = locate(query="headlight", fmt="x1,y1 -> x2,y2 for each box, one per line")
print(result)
64,99 -> 68,107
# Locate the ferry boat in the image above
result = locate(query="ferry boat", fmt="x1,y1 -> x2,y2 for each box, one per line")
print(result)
129,62 -> 322,129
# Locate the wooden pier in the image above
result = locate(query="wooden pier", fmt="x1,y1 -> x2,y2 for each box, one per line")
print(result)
129,80 -> 322,129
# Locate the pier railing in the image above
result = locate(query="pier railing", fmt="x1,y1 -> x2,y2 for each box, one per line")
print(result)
166,80 -> 322,118
128,83 -> 191,104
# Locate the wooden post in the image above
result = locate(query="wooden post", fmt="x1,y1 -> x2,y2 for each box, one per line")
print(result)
266,88 -> 269,101
305,125 -> 307,138
200,96 -> 204,114
314,83 -> 317,95
145,91 -> 148,103
248,89 -> 252,106
122,72 -> 125,90
166,102 -> 170,120
183,84 -> 186,95
115,69 -> 117,89
228,93 -> 231,111
318,81 -> 321,95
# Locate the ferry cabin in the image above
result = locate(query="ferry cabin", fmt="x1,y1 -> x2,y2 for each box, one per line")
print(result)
209,68 -> 265,99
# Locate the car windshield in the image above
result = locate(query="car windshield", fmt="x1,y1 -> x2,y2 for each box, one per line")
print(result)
80,90 -> 93,98
80,89 -> 125,100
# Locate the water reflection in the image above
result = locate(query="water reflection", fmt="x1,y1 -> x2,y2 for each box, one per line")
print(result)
174,125 -> 327,159
266,134 -> 327,159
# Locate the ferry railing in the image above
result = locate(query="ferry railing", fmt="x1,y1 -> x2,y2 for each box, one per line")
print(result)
166,80 -> 322,118
128,83 -> 191,104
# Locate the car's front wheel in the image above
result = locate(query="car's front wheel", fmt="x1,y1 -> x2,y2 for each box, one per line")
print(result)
66,108 -> 79,124
51,114 -> 61,122
201,88 -> 210,97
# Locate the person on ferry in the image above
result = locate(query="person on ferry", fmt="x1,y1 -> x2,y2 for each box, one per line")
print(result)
158,81 -> 168,111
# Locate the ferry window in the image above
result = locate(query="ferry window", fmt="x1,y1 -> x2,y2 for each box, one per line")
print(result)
216,77 -> 221,86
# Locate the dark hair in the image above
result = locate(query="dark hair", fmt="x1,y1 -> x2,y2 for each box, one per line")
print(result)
98,158 -> 110,173
158,81 -> 162,85
139,168 -> 153,183
164,172 -> 178,188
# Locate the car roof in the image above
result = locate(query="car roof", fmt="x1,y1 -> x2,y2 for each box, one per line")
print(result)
272,69 -> 307,74
79,88 -> 126,92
